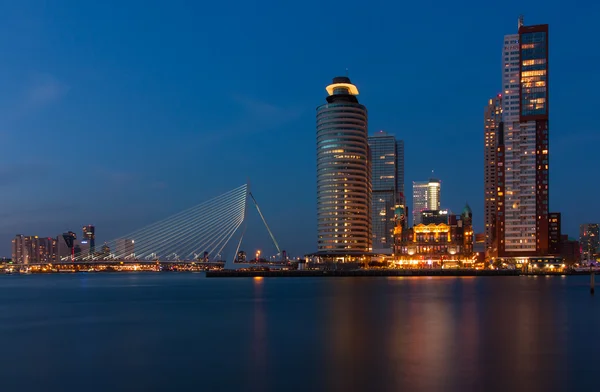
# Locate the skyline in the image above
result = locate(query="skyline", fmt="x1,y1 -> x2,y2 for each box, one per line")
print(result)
1,1 -> 600,257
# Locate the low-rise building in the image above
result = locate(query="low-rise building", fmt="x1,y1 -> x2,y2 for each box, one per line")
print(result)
395,204 -> 474,267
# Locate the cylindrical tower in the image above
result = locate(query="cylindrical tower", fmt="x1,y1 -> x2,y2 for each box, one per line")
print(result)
316,76 -> 371,256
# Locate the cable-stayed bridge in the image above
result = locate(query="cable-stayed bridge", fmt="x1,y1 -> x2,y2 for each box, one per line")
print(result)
60,183 -> 282,269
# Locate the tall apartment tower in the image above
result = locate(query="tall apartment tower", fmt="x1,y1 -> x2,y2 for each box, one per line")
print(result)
11,235 -> 55,264
83,225 -> 95,256
484,94 -> 503,256
369,131 -> 405,253
496,18 -> 550,257
580,224 -> 599,262
412,178 -> 441,226
316,76 -> 371,257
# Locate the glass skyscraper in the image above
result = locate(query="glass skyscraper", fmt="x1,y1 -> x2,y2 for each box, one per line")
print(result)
369,131 -> 404,253
316,76 -> 371,258
412,178 -> 441,226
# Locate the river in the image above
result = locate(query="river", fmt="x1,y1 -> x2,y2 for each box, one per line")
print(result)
0,273 -> 598,391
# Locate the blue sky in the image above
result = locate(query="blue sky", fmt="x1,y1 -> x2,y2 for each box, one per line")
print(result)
1,0 -> 599,257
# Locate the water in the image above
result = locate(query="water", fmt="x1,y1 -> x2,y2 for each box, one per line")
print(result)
0,273 -> 598,392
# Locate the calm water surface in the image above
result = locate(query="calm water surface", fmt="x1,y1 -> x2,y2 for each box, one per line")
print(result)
0,273 -> 598,392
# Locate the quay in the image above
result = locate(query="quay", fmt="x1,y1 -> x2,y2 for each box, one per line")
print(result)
206,269 -> 521,278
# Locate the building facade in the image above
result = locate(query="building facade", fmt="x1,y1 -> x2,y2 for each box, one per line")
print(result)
579,223 -> 599,262
412,181 -> 428,226
316,76 -> 371,258
412,178 -> 441,226
369,131 -> 404,254
396,140 -> 405,197
11,235 -> 56,264
496,18 -> 552,258
83,225 -> 95,255
115,239 -> 135,259
396,204 -> 474,266
484,94 -> 503,257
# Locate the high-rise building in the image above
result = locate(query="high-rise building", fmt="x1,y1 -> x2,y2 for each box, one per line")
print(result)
316,76 -> 371,259
496,17 -> 551,257
396,140 -> 405,197
427,178 -> 441,211
115,239 -> 135,259
412,181 -> 428,226
484,94 -> 503,256
369,131 -> 404,253
82,225 -> 95,255
412,178 -> 441,226
549,212 -> 561,254
580,223 -> 599,262
57,232 -> 77,262
11,235 -> 55,264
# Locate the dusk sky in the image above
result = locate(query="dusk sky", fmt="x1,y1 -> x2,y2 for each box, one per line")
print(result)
1,0 -> 599,257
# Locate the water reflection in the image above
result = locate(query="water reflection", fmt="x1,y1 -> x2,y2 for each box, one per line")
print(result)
250,277 -> 267,390
319,277 -> 579,391
0,274 -> 595,392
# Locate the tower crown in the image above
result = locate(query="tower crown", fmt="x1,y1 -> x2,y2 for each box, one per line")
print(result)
326,76 -> 359,96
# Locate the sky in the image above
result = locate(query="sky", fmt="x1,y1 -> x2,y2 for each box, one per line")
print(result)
1,0 -> 599,258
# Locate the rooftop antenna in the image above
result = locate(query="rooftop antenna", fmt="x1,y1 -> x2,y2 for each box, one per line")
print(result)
345,68 -> 349,77
518,15 -> 524,28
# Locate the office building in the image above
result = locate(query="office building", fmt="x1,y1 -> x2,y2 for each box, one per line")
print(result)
316,76 -> 371,259
496,17 -> 552,258
56,232 -> 77,262
82,225 -> 95,255
560,236 -> 580,264
99,243 -> 111,259
116,239 -> 135,259
548,212 -> 561,254
412,178 -> 441,226
484,94 -> 503,256
396,140 -> 405,197
580,223 -> 599,261
369,131 -> 405,253
412,182 -> 428,226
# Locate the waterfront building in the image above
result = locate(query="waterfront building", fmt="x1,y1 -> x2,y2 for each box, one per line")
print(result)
412,182 -> 428,226
115,239 -> 135,259
396,204 -> 474,267
421,209 -> 449,225
99,243 -> 111,259
82,225 -> 95,255
484,94 -> 503,257
11,235 -> 55,264
315,76 -> 371,260
579,223 -> 599,262
495,17 -> 555,260
56,232 -> 77,262
560,235 -> 581,264
412,178 -> 440,226
369,131 -> 405,254
549,212 -> 561,255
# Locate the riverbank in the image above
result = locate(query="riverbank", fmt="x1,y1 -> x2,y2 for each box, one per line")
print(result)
206,269 -> 523,278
